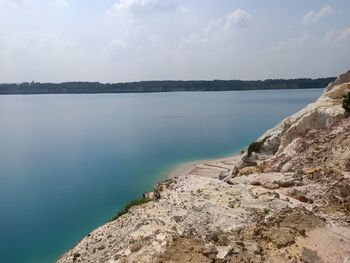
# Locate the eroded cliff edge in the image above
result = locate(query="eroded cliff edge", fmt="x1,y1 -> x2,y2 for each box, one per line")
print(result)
58,70 -> 350,263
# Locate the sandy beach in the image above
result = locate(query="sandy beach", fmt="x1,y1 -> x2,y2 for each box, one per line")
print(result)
168,154 -> 243,179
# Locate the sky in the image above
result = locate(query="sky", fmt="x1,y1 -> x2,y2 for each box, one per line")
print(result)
0,0 -> 349,83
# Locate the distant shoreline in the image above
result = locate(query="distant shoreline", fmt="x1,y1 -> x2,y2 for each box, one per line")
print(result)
0,87 -> 325,96
0,78 -> 334,95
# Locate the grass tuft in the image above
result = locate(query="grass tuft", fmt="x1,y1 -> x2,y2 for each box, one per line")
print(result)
111,197 -> 150,221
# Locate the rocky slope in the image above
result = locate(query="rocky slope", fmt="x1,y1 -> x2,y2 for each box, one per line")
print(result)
57,70 -> 350,263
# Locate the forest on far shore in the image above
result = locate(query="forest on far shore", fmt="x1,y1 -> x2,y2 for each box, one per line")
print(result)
0,77 -> 336,95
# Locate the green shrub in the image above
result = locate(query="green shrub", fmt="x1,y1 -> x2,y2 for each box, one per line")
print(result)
111,197 -> 150,221
343,92 -> 350,113
247,136 -> 269,157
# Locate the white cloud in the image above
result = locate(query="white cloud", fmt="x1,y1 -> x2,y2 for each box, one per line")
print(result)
180,6 -> 190,14
205,9 -> 252,35
268,33 -> 317,52
226,9 -> 252,29
102,25 -> 150,56
179,34 -> 206,50
302,4 -> 333,25
103,38 -> 127,55
0,0 -> 33,7
149,33 -> 166,48
325,27 -> 350,42
7,31 -> 75,52
110,0 -> 176,15
0,0 -> 67,9
0,1 -> 348,82
203,18 -> 225,39
54,0 -> 67,8
180,9 -> 252,49
264,29 -> 350,79
0,31 -> 91,82
268,28 -> 350,56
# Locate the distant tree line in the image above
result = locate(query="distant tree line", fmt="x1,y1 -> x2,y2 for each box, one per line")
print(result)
0,78 -> 336,95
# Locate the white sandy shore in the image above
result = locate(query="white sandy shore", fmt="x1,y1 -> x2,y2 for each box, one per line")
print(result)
168,154 -> 243,179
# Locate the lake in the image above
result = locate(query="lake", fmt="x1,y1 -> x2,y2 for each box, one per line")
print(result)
0,89 -> 322,263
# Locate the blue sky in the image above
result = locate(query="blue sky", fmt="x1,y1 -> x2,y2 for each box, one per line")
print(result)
0,0 -> 349,82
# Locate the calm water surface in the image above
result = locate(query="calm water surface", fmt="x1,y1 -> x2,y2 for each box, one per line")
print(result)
0,89 -> 322,263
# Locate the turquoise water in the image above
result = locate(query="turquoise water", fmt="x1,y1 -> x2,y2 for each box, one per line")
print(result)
0,89 -> 322,263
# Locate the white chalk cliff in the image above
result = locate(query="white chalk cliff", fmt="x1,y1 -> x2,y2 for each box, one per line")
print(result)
260,70 -> 350,155
57,70 -> 350,263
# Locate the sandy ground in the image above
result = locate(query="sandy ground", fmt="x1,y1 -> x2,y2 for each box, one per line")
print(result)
168,154 -> 242,179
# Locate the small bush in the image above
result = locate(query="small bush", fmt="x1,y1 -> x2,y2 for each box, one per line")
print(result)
247,136 -> 269,157
111,197 -> 150,221
343,92 -> 350,113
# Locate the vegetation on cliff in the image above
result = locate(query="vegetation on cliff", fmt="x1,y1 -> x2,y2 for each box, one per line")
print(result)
343,92 -> 350,113
111,198 -> 150,221
247,136 -> 269,157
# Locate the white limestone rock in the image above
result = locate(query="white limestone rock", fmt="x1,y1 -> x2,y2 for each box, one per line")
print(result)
258,78 -> 350,155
